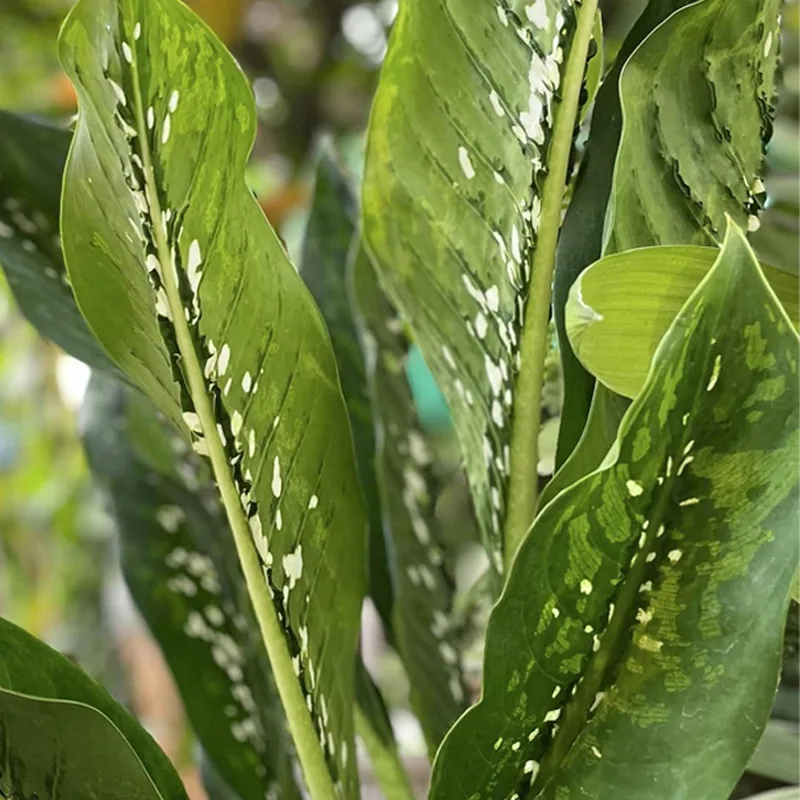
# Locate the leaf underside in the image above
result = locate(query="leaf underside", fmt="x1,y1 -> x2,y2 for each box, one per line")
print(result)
0,617 -> 187,800
363,0 -> 585,568
59,0 -> 365,794
429,226 -> 799,800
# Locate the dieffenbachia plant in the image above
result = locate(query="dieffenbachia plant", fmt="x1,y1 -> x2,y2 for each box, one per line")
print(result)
0,0 -> 797,797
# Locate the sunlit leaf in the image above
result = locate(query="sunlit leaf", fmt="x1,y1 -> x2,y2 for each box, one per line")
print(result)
81,373 -> 300,800
429,225 -> 799,799
0,616 -> 187,800
567,244 -> 799,398
606,0 -> 781,252
363,0 -> 602,568
59,1 -> 365,794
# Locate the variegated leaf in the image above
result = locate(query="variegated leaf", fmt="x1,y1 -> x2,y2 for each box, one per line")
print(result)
81,374 -> 300,800
606,0 -> 781,252
429,224 -> 799,799
59,1 -> 365,795
351,244 -> 467,753
363,0 -> 601,569
0,616 -> 187,800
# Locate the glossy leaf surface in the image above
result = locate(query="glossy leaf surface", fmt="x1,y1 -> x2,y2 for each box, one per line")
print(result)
0,616 -> 187,800
430,226 -> 799,799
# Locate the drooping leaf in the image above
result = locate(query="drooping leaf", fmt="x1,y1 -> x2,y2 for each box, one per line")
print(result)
567,244 -> 799,398
59,1 -> 365,795
352,244 -> 467,752
552,0 -> 695,467
0,616 -> 188,800
606,0 -> 781,252
0,110 -> 118,374
429,225 -> 799,800
81,373 -> 300,800
363,0 -> 602,568
299,148 -> 394,644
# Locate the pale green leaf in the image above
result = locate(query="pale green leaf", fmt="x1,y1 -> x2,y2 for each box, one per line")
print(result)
0,616 -> 187,800
606,0 -> 781,252
747,719 -> 800,784
566,244 -> 799,398
363,0 -> 600,568
429,225 -> 799,799
0,110 -> 118,374
58,1 -> 365,795
81,374 -> 300,800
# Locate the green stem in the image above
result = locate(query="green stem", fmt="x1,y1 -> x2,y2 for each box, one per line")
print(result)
127,58 -> 337,800
503,0 -> 600,573
355,706 -> 416,800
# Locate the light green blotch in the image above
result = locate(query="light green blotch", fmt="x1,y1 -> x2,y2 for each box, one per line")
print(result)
743,321 -> 776,370
747,410 -> 764,423
564,514 -> 602,592
595,479 -> 636,545
658,651 -> 690,693
631,427 -> 651,462
615,691 -> 671,729
744,375 -> 786,408
657,363 -> 680,426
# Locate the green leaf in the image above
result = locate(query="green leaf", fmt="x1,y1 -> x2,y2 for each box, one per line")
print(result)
81,373 -> 300,800
0,616 -> 188,800
0,110 -> 118,374
747,719 -> 800,784
299,147 -> 395,644
300,150 -> 466,753
606,0 -> 781,252
429,224 -> 799,799
363,0 -> 602,569
745,790 -> 800,800
58,2 -> 365,796
351,245 -> 467,752
567,244 -> 799,398
552,0 -> 694,467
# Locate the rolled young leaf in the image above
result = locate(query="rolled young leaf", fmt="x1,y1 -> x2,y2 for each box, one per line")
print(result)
58,1 -> 365,796
429,224 -> 799,799
606,0 -> 781,252
363,0 -> 602,570
566,244 -> 800,398
0,110 -> 118,374
81,373 -> 300,800
0,616 -> 188,800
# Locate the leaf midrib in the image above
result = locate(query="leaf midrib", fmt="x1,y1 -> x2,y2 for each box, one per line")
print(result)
123,34 -> 337,800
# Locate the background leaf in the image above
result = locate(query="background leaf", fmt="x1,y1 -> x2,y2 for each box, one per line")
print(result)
606,0 -> 781,252
58,0 -> 366,793
567,244 -> 799,398
0,616 -> 188,800
429,226 -> 799,800
0,110 -> 118,374
81,373 -> 300,800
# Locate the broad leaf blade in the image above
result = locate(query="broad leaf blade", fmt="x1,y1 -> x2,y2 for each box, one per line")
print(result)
606,0 -> 781,252
0,111 -> 118,374
81,374 -> 300,800
59,1 -> 365,794
0,617 -> 187,800
566,244 -> 799,398
429,225 -> 799,799
363,0 -> 592,567
352,245 -> 467,752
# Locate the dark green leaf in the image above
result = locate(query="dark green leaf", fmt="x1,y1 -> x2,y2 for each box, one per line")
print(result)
0,616 -> 187,800
81,373 -> 300,800
430,225 -> 799,799
0,110 -> 118,374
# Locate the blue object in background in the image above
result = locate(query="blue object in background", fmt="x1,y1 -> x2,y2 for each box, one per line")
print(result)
405,344 -> 452,432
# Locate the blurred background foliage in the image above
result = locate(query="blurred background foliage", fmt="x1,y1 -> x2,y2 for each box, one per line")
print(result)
0,1 -> 797,798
